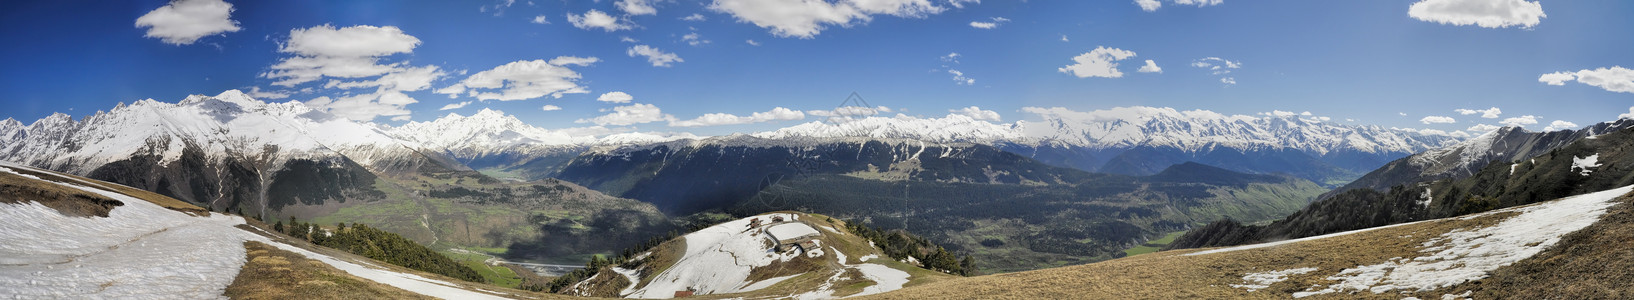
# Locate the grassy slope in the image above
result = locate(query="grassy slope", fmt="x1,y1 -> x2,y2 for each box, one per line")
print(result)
866,193 -> 1634,299
1121,230 -> 1186,257
227,241 -> 436,299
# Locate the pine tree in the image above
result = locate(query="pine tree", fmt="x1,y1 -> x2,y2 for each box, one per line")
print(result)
274,220 -> 284,233
959,255 -> 977,276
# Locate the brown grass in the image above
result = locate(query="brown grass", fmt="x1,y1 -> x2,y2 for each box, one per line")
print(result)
0,165 -> 206,216
0,171 -> 124,217
226,241 -> 436,300
863,207 -> 1523,300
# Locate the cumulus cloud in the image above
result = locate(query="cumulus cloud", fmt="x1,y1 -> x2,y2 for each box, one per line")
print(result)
1455,107 -> 1502,118
1544,120 -> 1578,131
436,57 -> 598,101
1538,66 -> 1634,94
616,0 -> 658,15
541,105 -> 562,111
597,91 -> 634,103
1467,124 -> 1500,132
1622,107 -> 1634,121
681,13 -> 707,21
1260,110 -> 1297,118
532,15 -> 550,24
670,107 -> 806,127
440,101 -> 472,110
707,0 -> 968,39
951,106 -> 1001,121
577,103 -> 675,126
245,86 -> 290,100
135,0 -> 241,45
568,9 -> 633,31
969,17 -> 1009,29
628,45 -> 683,67
1408,0 -> 1545,29
1499,115 -> 1538,127
1058,46 -> 1138,78
1136,0 -> 1223,12
746,39 -> 761,46
1137,60 -> 1162,73
259,25 -> 443,122
1420,115 -> 1457,124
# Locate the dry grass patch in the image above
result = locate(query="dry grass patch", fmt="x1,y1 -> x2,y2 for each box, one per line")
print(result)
0,165 -> 206,215
863,208 -> 1521,300
1456,196 -> 1634,299
226,241 -> 435,299
0,171 -> 124,217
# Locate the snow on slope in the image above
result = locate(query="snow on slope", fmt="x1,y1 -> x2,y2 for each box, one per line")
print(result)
625,213 -> 813,298
0,163 -> 508,299
1290,184 -> 1634,297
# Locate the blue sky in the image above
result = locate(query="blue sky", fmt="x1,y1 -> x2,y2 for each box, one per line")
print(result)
2,0 -> 1630,136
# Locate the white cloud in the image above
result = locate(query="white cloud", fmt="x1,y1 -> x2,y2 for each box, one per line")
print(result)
541,105 -> 562,111
1467,124 -> 1500,132
1499,115 -> 1538,127
281,25 -> 420,57
616,0 -> 658,16
807,106 -> 889,122
532,15 -> 550,24
1135,0 -> 1162,12
1058,46 -> 1138,78
1537,66 -> 1634,94
950,106 -> 1000,121
245,86 -> 290,100
260,25 -> 442,122
969,17 -> 1009,29
1137,59 -> 1162,73
628,45 -> 683,67
1454,107 -> 1502,118
1621,107 -> 1634,121
134,0 -> 241,45
1261,110 -> 1297,118
1420,115 -> 1457,124
1137,0 -> 1222,12
620,36 -> 640,43
440,101 -> 472,110
577,103 -> 675,126
567,9 -> 633,32
682,32 -> 711,46
681,13 -> 707,21
1192,57 -> 1242,85
1399,112 -> 1409,116
1544,120 -> 1579,131
746,39 -> 761,46
436,57 -> 597,101
597,91 -> 634,103
940,52 -> 961,63
1060,35 -> 1069,42
707,0 -> 965,39
948,69 -> 975,85
1408,0 -> 1545,29
670,107 -> 806,127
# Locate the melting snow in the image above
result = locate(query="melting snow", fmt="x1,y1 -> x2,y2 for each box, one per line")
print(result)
1185,220 -> 1428,256
1294,185 -> 1634,297
0,169 -> 508,300
624,213 -> 811,298
1230,267 -> 1319,292
1572,154 -> 1601,176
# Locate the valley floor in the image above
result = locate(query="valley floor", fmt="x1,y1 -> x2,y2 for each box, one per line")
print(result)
865,185 -> 1634,299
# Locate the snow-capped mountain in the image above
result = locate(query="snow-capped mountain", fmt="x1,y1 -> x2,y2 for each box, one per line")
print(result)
1333,117 -> 1634,197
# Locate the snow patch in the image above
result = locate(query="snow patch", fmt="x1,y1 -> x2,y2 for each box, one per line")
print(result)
624,213 -> 810,298
1294,185 -> 1634,297
1185,220 -> 1429,256
1572,154 -> 1601,176
1231,267 -> 1319,292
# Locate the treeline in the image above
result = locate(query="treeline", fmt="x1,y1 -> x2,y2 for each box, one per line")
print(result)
845,220 -> 977,276
273,217 -> 484,283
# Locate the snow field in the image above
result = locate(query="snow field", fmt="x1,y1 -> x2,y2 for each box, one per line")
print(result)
0,169 -> 511,300
1230,267 -> 1319,292
625,213 -> 811,298
1291,185 -> 1634,297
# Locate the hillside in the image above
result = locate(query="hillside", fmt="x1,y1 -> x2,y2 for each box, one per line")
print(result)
869,184 -> 1634,299
560,212 -> 960,299
1168,122 -> 1634,250
0,161 -> 567,299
